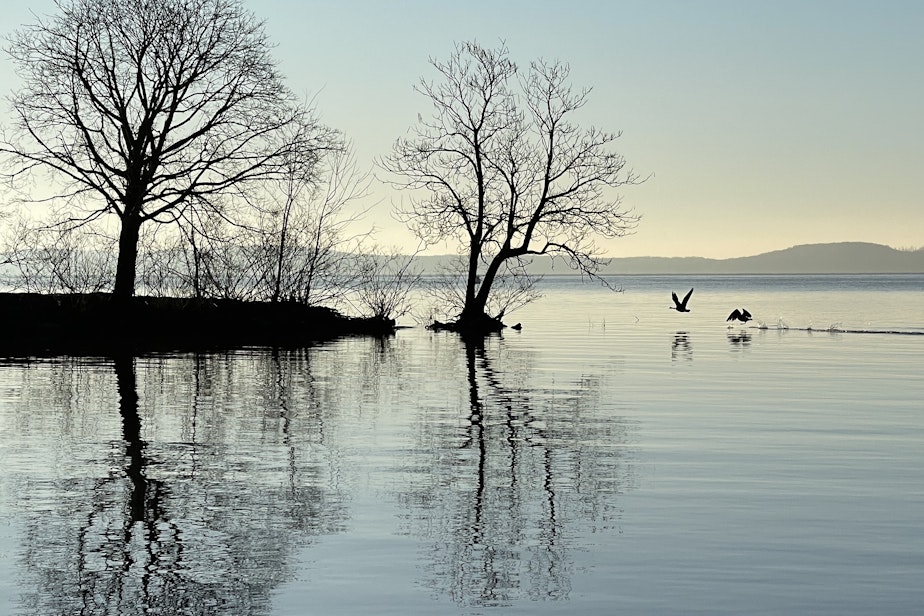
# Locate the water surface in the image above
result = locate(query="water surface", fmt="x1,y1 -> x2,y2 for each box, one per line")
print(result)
1,275 -> 922,614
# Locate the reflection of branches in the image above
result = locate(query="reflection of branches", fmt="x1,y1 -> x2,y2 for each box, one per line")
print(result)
4,351 -> 350,615
399,336 -> 637,607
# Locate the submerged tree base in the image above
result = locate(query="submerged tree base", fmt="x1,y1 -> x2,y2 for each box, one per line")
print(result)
0,293 -> 395,356
427,312 -> 512,336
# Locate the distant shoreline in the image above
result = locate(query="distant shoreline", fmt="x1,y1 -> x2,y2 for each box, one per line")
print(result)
414,242 -> 924,276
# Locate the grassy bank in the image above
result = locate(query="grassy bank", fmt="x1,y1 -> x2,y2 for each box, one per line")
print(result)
0,293 -> 394,356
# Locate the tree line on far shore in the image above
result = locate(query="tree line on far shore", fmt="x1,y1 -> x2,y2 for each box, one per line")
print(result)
0,0 -> 638,333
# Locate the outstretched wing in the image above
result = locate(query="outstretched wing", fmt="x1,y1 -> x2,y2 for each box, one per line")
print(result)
672,291 -> 680,308
742,309 -> 752,319
681,288 -> 694,308
727,309 -> 742,321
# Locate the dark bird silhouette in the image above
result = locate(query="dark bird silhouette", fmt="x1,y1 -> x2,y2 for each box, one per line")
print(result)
727,308 -> 752,323
511,322 -> 522,330
671,288 -> 694,312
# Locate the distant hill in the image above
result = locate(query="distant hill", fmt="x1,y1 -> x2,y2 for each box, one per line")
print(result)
416,243 -> 924,275
599,242 -> 924,275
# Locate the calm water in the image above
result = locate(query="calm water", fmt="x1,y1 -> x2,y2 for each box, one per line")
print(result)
0,275 -> 922,615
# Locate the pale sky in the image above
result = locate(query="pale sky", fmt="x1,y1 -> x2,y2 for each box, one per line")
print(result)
2,0 -> 922,258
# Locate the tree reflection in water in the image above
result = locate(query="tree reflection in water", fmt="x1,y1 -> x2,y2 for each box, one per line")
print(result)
2,334 -> 636,612
397,335 -> 638,608
5,350 -> 349,615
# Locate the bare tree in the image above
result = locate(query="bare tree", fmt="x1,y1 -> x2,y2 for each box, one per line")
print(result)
136,224 -> 187,297
0,0 -> 337,300
350,246 -> 422,322
424,255 -> 542,326
252,145 -> 371,306
1,214 -> 114,293
130,145 -> 370,305
381,42 -> 640,332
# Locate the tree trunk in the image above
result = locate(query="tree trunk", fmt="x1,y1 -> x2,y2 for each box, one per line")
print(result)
465,252 -> 479,308
460,252 -> 504,320
272,233 -> 286,303
474,252 -> 506,313
457,291 -> 498,333
113,214 -> 142,298
272,196 -> 293,303
191,229 -> 202,298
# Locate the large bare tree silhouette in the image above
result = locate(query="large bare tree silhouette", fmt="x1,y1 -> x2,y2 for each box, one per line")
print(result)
1,0 -> 338,299
382,42 -> 640,332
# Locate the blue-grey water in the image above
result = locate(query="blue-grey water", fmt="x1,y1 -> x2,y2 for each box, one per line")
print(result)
0,275 -> 922,615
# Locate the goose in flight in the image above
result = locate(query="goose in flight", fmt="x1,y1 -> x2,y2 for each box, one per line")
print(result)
727,308 -> 752,323
671,288 -> 694,312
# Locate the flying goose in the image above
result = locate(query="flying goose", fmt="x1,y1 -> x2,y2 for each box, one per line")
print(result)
727,308 -> 752,323
671,288 -> 694,313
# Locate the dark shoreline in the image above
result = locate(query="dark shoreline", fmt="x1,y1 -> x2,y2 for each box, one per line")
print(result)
0,293 -> 395,357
